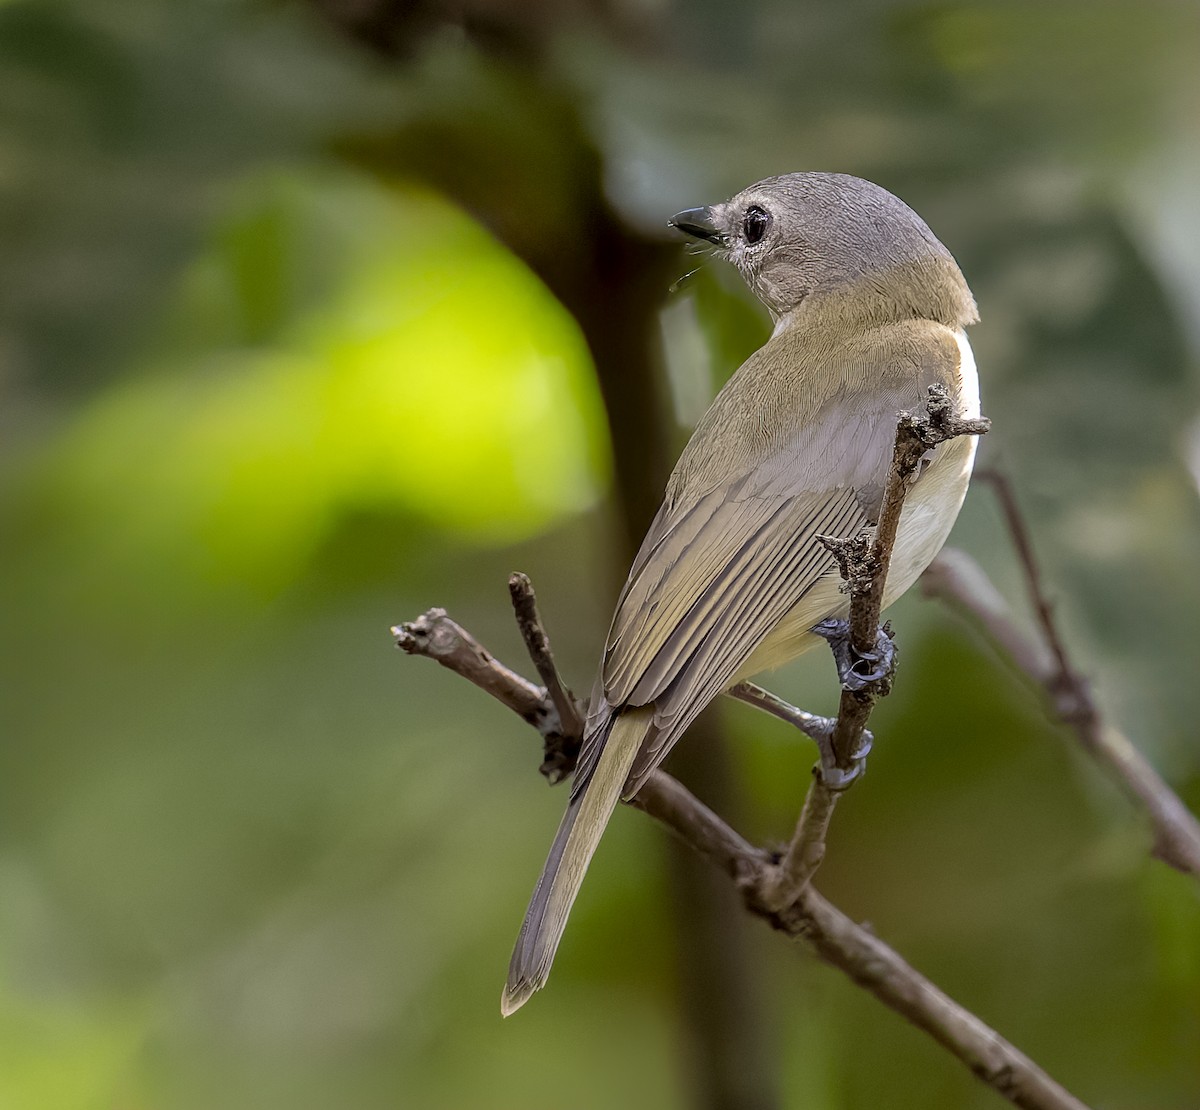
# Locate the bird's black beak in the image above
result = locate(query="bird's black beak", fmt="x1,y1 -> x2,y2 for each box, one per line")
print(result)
669,207 -> 725,246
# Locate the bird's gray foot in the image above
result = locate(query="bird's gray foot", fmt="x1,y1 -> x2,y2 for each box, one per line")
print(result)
804,715 -> 874,789
813,618 -> 897,692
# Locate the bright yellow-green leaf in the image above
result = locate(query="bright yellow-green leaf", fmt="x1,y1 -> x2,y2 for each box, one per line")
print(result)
44,171 -> 610,598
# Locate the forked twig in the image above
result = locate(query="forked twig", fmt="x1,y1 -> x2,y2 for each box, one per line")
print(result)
393,585 -> 1088,1110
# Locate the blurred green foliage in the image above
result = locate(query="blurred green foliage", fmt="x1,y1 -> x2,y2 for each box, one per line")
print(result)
42,170 -> 607,601
1,1 -> 1199,1108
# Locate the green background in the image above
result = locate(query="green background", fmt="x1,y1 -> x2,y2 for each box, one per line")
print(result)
2,1 -> 1198,1107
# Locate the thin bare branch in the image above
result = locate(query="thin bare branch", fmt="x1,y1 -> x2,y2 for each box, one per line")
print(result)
924,544 -> 1200,879
726,682 -> 844,898
766,386 -> 990,908
975,470 -> 1074,679
508,571 -> 585,738
392,609 -> 546,724
763,887 -> 1090,1110
921,547 -> 1055,686
394,591 -> 1089,1110
639,770 -> 1088,1110
825,385 -> 991,770
392,608 -> 579,784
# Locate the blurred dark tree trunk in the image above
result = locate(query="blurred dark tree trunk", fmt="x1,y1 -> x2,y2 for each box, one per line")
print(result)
663,713 -> 779,1110
309,4 -> 781,1107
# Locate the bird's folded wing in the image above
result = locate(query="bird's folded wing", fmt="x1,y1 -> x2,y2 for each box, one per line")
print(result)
612,481 -> 865,796
576,387 -> 933,800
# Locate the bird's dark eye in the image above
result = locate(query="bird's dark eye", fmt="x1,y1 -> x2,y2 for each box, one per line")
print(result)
743,205 -> 771,245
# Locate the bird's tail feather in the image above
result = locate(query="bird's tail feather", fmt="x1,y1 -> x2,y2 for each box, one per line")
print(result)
501,706 -> 652,1016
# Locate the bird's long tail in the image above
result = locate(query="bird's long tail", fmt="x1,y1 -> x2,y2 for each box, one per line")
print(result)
501,706 -> 652,1016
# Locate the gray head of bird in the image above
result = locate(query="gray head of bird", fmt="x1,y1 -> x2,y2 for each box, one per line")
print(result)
670,172 -> 978,329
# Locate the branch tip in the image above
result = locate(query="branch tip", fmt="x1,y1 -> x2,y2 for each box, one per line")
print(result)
507,571 -> 586,740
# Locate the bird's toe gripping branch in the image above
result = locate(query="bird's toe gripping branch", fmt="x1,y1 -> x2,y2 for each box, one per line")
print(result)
804,713 -> 874,790
805,617 -> 894,787
813,617 -> 897,694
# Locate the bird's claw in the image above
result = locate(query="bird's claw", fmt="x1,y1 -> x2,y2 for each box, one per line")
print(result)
812,724 -> 873,789
813,618 -> 897,692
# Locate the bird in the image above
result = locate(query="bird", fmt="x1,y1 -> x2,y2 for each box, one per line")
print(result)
502,171 -> 981,1016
